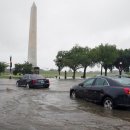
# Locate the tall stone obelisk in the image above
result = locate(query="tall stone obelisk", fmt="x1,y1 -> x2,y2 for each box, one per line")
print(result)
28,2 -> 37,67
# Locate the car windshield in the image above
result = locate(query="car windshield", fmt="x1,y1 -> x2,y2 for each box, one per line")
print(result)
113,77 -> 130,85
30,74 -> 44,79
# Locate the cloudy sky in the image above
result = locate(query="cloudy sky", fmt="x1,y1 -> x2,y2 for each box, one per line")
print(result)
0,0 -> 130,70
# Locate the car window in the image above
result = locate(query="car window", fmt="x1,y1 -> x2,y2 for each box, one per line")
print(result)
30,74 -> 44,79
113,77 -> 130,85
22,74 -> 29,79
103,80 -> 109,86
94,78 -> 109,86
83,78 -> 95,87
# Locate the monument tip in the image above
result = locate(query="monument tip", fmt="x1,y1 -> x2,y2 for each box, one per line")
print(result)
32,2 -> 36,7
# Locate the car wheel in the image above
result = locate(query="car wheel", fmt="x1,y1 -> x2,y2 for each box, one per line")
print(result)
103,97 -> 114,110
70,90 -> 76,99
45,85 -> 49,88
26,84 -> 30,89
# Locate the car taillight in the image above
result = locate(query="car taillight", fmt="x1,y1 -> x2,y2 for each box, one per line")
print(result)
47,79 -> 49,83
32,80 -> 36,84
45,79 -> 49,83
124,88 -> 130,94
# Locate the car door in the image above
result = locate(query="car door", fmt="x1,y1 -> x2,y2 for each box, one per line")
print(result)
81,78 -> 96,100
91,78 -> 109,102
75,81 -> 89,98
20,74 -> 29,86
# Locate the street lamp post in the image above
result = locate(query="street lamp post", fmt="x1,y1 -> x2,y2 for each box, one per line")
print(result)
101,62 -> 103,76
64,70 -> 67,79
58,56 -> 62,79
9,56 -> 12,79
119,62 -> 122,78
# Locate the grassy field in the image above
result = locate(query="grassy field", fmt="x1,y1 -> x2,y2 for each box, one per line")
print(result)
0,70 -> 100,79
40,69 -> 101,78
1,69 -> 129,79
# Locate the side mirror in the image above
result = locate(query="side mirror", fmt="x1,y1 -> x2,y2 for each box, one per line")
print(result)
79,83 -> 83,86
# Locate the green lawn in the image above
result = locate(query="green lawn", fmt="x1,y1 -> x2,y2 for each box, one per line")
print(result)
40,70 -> 100,78
0,70 -> 100,79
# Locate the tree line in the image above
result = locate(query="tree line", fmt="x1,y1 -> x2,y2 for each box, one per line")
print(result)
0,62 -> 8,75
13,62 -> 33,75
0,61 -> 33,75
0,43 -> 130,78
54,44 -> 130,79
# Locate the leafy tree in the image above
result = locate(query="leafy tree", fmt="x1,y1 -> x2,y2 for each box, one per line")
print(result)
121,49 -> 130,72
13,62 -> 33,75
97,44 -> 118,76
114,49 -> 130,75
22,62 -> 33,74
64,45 -> 82,79
54,51 -> 67,79
0,62 -> 8,75
79,46 -> 91,78
13,64 -> 23,75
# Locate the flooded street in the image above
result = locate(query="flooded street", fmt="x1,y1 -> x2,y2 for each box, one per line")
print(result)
0,79 -> 130,130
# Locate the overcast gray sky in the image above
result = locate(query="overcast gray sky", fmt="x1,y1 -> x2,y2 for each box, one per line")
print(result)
0,0 -> 130,70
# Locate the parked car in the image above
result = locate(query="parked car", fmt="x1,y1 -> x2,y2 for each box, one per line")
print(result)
16,74 -> 50,88
70,76 -> 130,109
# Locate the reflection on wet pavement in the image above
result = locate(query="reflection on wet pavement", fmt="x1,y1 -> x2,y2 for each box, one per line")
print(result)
0,78 -> 130,130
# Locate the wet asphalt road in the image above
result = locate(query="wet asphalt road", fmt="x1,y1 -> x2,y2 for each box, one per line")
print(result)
0,78 -> 130,130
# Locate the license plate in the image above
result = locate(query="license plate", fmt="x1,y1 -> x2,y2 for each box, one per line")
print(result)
38,80 -> 44,84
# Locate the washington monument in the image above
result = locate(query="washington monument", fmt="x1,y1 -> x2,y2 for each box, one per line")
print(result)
28,2 -> 37,67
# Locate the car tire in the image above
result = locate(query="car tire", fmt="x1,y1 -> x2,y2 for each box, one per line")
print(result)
26,84 -> 30,89
103,97 -> 114,110
70,90 -> 76,99
45,85 -> 49,88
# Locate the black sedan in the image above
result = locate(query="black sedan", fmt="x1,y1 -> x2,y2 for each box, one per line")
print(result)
70,76 -> 130,109
16,74 -> 50,88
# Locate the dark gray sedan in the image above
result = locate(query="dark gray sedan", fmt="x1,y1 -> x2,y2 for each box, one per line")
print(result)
16,74 -> 50,88
70,76 -> 130,109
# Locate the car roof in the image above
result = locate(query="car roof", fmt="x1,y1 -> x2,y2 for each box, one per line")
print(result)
95,76 -> 130,86
111,77 -> 130,86
23,74 -> 44,79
